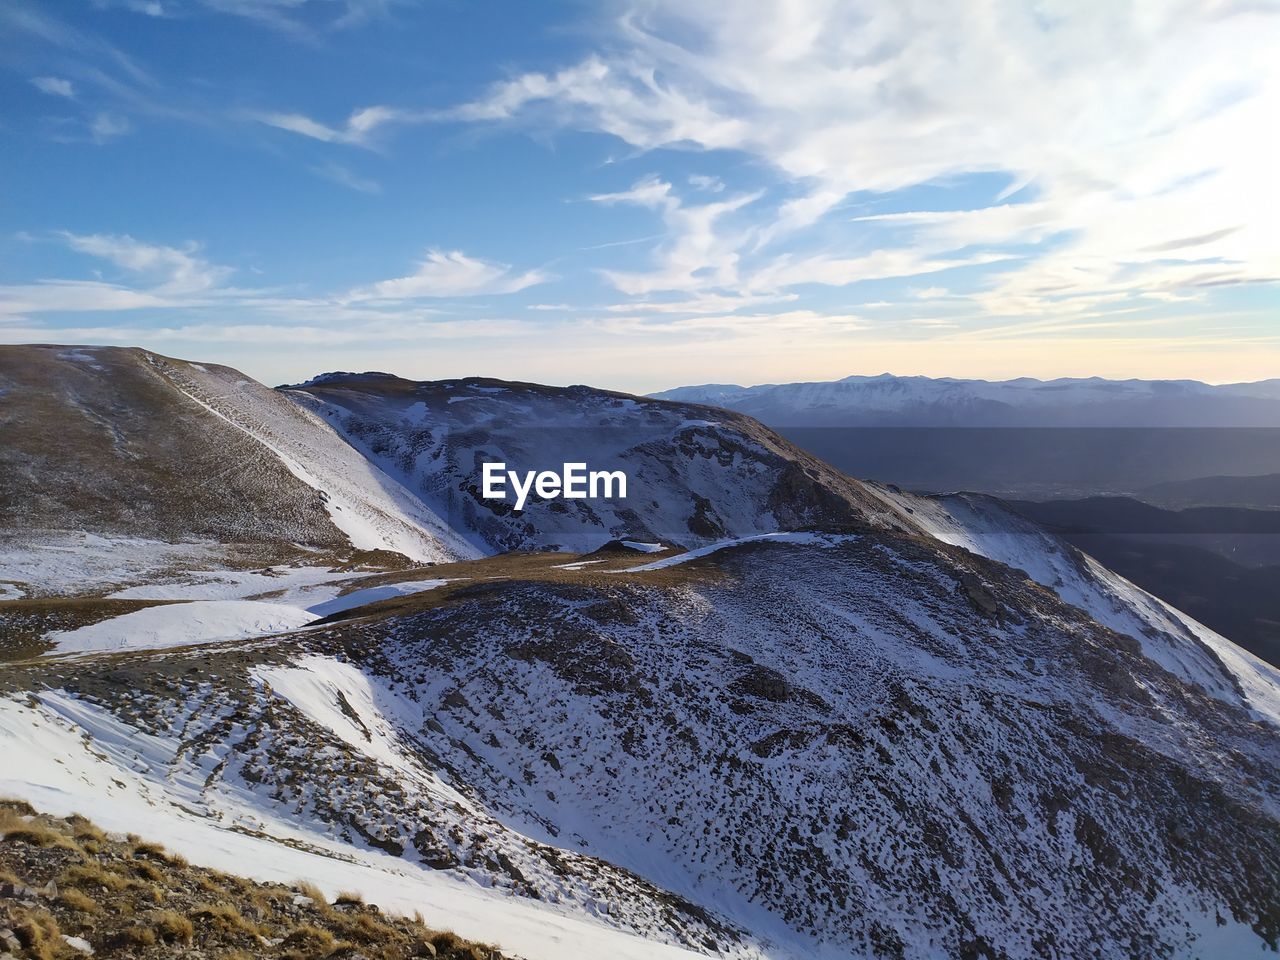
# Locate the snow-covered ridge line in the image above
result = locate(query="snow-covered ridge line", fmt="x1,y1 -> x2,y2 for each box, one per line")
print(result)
872,484 -> 1280,727
622,532 -> 858,571
148,355 -> 475,563
652,372 -> 1280,427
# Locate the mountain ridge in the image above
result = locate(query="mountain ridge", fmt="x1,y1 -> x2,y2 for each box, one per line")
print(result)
653,373 -> 1280,426
3,344 -> 1280,959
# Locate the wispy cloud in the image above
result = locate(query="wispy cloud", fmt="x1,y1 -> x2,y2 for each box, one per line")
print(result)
451,0 -> 1280,317
91,0 -> 395,33
589,176 -> 762,295
88,111 -> 131,143
61,232 -> 231,293
345,250 -> 549,301
31,75 -> 75,98
254,104 -> 419,146
311,161 -> 381,193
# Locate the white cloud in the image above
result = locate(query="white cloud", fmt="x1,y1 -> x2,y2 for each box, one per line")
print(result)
0,281 -> 175,317
62,233 -> 231,293
345,249 -> 549,300
255,104 -> 414,146
31,75 -> 75,98
688,174 -> 724,193
589,176 -> 763,295
455,0 -> 1280,313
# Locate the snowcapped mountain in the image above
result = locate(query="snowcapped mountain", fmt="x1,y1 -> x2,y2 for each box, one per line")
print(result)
281,372 -> 897,554
0,345 -> 469,572
653,373 -> 1280,426
3,345 -> 1280,960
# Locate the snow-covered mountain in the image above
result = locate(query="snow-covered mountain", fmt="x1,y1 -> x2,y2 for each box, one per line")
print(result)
3,345 -> 1280,960
653,374 -> 1280,426
0,345 -> 470,570
281,372 -> 897,554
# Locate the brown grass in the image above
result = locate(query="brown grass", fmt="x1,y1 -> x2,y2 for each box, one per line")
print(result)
109,924 -> 157,950
9,907 -> 65,960
57,888 -> 102,915
295,879 -> 334,917
3,802 -> 506,960
131,857 -> 166,882
131,839 -> 168,859
331,910 -> 399,945
59,862 -> 132,892
190,900 -> 259,936
281,922 -> 337,959
148,908 -> 195,944
0,807 -> 79,851
64,814 -> 105,843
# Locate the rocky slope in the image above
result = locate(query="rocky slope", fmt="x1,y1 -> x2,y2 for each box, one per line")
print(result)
2,346 -> 1280,960
3,531 -> 1279,959
281,373 -> 900,554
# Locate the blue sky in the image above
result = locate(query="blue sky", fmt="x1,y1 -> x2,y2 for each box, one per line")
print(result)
2,0 -> 1278,391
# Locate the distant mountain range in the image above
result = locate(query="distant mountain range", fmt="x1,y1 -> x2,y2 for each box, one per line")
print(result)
654,374 -> 1280,498
654,374 -> 1280,427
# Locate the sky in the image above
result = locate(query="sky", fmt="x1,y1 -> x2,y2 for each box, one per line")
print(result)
2,0 -> 1278,393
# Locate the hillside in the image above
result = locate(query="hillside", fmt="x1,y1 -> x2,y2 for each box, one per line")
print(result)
2,347 -> 1280,959
1141,473 -> 1280,510
1004,496 -> 1280,666
0,346 -> 472,596
281,373 -> 899,554
0,799 -> 503,960
3,533 -> 1279,958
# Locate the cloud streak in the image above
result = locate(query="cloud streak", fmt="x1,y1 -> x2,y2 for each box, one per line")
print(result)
345,250 -> 550,300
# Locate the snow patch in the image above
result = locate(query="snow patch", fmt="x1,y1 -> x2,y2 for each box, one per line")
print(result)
620,541 -> 665,553
49,600 -> 318,654
0,694 -> 709,960
623,532 -> 856,572
305,579 -> 448,617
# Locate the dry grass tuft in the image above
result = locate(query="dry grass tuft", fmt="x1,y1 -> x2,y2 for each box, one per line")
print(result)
0,796 -> 37,817
109,924 -> 158,950
57,888 -> 102,915
131,839 -> 171,860
148,908 -> 195,944
9,907 -> 64,960
131,857 -> 166,883
332,910 -> 398,945
295,879 -> 334,917
190,900 -> 258,936
64,814 -> 105,843
281,922 -> 337,959
0,807 -> 78,851
59,862 -> 132,892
